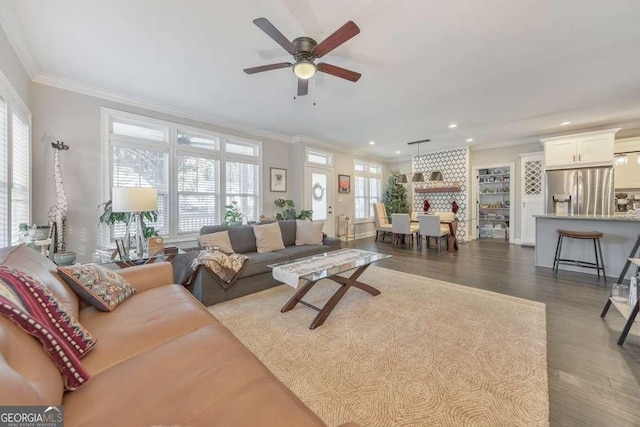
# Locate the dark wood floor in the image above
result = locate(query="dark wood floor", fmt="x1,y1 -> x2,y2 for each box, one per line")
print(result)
349,237 -> 640,426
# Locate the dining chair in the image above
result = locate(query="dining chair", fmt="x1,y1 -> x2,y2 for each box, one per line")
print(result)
391,213 -> 419,248
373,203 -> 393,242
417,214 -> 450,254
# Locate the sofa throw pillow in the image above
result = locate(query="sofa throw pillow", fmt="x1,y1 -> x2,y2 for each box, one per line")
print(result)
253,222 -> 285,253
198,230 -> 235,253
0,266 -> 94,390
58,264 -> 136,312
295,220 -> 324,246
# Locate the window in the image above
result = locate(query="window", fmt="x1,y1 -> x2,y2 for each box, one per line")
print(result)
11,112 -> 30,244
0,73 -> 31,247
103,109 -> 261,240
307,149 -> 332,166
354,160 -> 381,220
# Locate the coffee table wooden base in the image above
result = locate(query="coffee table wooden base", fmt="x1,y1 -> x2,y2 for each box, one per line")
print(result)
280,264 -> 380,329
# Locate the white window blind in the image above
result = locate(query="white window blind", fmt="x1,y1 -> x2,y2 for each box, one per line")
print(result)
226,160 -> 259,223
177,154 -> 220,233
104,109 -> 261,240
354,161 -> 382,220
10,111 -> 29,244
0,98 -> 7,245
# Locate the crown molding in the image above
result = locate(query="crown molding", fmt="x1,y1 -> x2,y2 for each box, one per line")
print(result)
32,72 -> 294,143
0,0 -> 40,78
470,137 -> 541,151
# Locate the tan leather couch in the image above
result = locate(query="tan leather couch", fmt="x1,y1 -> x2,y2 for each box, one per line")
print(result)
0,245 -> 357,426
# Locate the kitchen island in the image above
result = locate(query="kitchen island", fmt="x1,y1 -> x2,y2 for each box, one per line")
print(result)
535,214 -> 640,280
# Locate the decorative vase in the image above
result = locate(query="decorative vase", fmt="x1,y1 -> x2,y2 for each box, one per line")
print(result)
451,200 -> 459,214
423,199 -> 430,213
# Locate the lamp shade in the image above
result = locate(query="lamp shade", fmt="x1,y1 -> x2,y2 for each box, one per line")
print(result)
397,174 -> 408,183
112,187 -> 158,213
429,171 -> 444,182
411,172 -> 425,183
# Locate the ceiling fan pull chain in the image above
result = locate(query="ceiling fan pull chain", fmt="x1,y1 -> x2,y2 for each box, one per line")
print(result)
313,77 -> 317,106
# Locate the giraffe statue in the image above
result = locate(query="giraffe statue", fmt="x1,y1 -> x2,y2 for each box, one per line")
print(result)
47,141 -> 69,253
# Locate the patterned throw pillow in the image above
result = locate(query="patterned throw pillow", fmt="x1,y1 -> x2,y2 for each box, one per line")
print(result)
57,264 -> 136,312
0,266 -> 95,390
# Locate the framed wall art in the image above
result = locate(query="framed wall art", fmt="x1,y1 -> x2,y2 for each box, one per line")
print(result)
338,174 -> 351,193
270,167 -> 287,192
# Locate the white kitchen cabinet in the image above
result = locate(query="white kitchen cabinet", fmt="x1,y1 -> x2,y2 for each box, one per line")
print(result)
544,139 -> 578,168
542,129 -> 619,170
520,152 -> 544,246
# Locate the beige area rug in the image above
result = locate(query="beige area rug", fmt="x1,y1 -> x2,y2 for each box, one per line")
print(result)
209,266 -> 549,426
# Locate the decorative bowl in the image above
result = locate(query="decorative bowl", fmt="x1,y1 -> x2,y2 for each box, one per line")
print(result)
54,251 -> 77,266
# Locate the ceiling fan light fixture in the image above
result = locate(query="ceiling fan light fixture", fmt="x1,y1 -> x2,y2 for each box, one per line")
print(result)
293,60 -> 316,79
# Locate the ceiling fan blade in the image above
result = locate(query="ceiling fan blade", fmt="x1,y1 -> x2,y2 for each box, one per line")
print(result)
297,78 -> 309,96
313,21 -> 360,58
317,63 -> 361,82
253,18 -> 296,55
243,63 -> 291,74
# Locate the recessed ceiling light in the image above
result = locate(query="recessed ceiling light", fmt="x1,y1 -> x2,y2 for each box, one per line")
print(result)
448,123 -> 458,129
466,138 -> 474,142
560,121 -> 571,126
369,141 -> 375,145
395,150 -> 401,154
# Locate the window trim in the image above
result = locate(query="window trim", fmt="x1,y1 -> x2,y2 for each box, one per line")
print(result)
101,108 -> 262,245
0,69 -> 31,246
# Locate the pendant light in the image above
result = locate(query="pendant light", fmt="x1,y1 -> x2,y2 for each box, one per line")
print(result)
429,171 -> 444,182
393,154 -> 408,183
408,139 -> 430,182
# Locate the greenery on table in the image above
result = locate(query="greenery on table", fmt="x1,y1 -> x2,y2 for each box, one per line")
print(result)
273,199 -> 313,221
97,200 -> 159,238
382,170 -> 411,221
224,201 -> 244,225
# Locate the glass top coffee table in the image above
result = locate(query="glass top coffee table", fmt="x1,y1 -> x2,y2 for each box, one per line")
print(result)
269,249 -> 391,329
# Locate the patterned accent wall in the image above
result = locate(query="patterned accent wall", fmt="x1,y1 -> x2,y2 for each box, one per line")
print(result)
413,148 -> 470,242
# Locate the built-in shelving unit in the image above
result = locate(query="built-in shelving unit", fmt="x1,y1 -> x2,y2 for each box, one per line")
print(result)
477,167 -> 511,241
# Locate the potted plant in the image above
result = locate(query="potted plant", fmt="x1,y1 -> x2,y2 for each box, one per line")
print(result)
97,200 -> 159,238
224,201 -> 244,225
273,199 -> 313,221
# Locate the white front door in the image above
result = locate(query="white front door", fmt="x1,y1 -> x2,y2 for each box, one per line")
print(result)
520,153 -> 545,246
306,166 -> 333,236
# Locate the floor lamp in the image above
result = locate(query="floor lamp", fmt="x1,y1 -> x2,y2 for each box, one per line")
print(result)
112,187 -> 158,258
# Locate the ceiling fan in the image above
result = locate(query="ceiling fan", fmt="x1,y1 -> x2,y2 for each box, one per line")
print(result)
243,18 -> 362,96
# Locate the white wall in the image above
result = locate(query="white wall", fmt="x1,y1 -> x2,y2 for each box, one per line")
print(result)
0,24 -> 30,105
470,142 -> 543,240
30,83 -> 293,261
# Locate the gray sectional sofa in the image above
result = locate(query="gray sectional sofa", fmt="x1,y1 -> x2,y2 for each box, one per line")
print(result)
180,220 -> 342,306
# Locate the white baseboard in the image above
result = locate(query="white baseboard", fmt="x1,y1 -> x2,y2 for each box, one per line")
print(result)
355,231 -> 376,240
514,238 -> 522,245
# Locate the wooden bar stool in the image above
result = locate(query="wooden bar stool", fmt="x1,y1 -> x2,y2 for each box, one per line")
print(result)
553,229 -> 606,283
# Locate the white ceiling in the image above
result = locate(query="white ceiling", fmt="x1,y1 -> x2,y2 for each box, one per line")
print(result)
5,0 -> 640,157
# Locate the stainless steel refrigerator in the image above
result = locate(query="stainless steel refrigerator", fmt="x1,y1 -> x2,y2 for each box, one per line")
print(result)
546,167 -> 615,215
